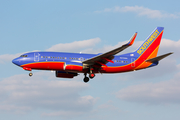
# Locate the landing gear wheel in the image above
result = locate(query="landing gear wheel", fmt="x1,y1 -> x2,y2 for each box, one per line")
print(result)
83,77 -> 89,83
29,73 -> 33,77
89,73 -> 95,79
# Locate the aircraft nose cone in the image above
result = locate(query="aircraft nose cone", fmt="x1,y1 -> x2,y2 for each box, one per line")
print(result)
12,58 -> 20,66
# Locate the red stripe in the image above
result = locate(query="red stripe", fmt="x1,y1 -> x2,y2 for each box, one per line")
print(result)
21,62 -> 65,71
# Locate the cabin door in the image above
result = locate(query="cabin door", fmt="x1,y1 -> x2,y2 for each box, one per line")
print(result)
131,58 -> 135,67
34,53 -> 39,62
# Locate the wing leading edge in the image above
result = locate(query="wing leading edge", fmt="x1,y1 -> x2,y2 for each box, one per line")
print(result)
83,32 -> 137,66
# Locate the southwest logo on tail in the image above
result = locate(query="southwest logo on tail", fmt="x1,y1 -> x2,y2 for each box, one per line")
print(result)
12,27 -> 173,83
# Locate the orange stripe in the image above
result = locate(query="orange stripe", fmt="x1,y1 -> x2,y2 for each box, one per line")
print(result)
135,45 -> 159,70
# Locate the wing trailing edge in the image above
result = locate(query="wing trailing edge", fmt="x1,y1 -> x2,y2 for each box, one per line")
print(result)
82,32 -> 137,65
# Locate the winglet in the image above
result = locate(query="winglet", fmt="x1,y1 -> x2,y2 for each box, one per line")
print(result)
127,32 -> 137,46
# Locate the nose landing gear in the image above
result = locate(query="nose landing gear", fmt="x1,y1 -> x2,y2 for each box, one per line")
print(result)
29,72 -> 33,77
23,67 -> 33,77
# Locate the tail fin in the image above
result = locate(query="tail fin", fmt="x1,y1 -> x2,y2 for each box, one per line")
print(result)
135,27 -> 164,59
132,27 -> 164,70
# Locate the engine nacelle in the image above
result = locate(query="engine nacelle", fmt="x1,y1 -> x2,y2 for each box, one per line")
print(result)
64,61 -> 83,72
55,71 -> 78,78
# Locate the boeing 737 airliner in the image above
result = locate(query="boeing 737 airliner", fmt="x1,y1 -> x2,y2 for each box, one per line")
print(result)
12,27 -> 172,82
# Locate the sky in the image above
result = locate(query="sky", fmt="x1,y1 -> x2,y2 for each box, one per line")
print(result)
0,0 -> 180,120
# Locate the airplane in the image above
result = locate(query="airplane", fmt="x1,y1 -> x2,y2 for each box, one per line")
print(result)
12,27 -> 173,83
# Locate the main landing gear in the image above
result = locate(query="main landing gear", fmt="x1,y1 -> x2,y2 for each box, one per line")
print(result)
83,72 -> 95,83
83,73 -> 89,83
89,72 -> 95,79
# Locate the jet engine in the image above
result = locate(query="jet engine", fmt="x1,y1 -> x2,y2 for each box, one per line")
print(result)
55,71 -> 78,78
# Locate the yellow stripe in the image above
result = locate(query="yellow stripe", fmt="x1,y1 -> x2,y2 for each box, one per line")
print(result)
136,30 -> 163,59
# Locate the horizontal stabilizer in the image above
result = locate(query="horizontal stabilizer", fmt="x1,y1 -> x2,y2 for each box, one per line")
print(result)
146,52 -> 173,63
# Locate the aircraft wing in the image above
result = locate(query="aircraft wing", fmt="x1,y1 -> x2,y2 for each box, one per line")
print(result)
82,32 -> 137,66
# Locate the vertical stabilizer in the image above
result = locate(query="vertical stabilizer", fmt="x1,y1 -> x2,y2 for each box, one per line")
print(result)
135,27 -> 164,58
133,27 -> 164,70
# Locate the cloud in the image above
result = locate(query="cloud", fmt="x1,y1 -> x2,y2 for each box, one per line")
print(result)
42,95 -> 95,117
115,39 -> 180,104
159,39 -> 180,57
116,71 -> 180,104
0,72 -> 96,117
95,6 -> 179,19
98,100 -> 120,111
118,58 -> 177,82
46,38 -> 101,52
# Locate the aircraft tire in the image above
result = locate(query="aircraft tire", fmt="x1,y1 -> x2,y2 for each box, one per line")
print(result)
89,73 -> 95,79
83,77 -> 89,83
29,73 -> 33,77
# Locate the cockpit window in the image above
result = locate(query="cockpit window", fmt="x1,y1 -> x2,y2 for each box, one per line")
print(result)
20,55 -> 28,57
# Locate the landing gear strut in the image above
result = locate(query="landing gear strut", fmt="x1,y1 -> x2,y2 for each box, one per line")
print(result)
83,73 -> 89,83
